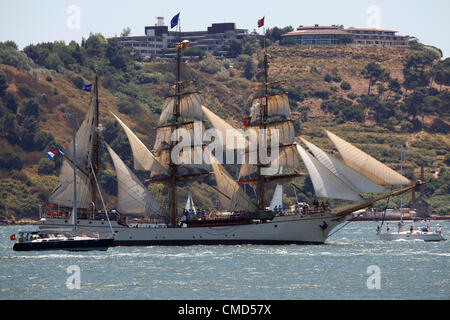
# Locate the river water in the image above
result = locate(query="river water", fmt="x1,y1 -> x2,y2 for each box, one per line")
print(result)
0,222 -> 448,300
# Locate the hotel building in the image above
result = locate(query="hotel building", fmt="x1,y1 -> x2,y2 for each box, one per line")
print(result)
112,17 -> 250,58
282,24 -> 409,47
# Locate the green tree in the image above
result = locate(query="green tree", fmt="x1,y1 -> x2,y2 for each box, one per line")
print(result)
2,92 -> 18,113
266,26 -> 294,42
0,71 -> 8,97
33,131 -> 55,151
403,51 -> 438,90
0,151 -> 23,170
105,39 -> 130,70
226,39 -> 242,58
183,47 -> 206,58
121,27 -> 131,37
72,76 -> 84,89
432,58 -> 450,91
340,81 -> 351,91
84,33 -> 106,57
361,62 -> 389,95
37,157 -> 55,175
338,34 -> 353,45
21,97 -> 40,116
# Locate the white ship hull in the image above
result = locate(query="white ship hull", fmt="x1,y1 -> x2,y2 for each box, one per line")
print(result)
38,213 -> 347,245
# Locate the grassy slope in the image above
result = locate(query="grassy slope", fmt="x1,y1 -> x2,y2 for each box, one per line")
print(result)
0,44 -> 448,222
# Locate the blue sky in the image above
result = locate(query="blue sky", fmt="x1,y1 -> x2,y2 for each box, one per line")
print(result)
1,0 -> 449,57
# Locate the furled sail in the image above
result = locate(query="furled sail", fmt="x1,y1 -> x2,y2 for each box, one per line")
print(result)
210,153 -> 258,212
300,138 -> 387,194
325,130 -> 410,186
111,112 -> 168,175
296,144 -> 362,201
201,105 -> 247,150
49,95 -> 97,208
158,93 -> 204,126
106,144 -> 162,215
250,93 -> 291,121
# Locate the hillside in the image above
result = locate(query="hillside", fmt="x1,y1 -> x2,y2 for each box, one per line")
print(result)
0,38 -> 449,223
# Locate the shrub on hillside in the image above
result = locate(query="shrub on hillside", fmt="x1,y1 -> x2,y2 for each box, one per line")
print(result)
0,72 -> 8,97
340,81 -> 351,91
332,75 -> 342,83
37,157 -> 55,175
0,43 -> 34,70
2,92 -> 18,113
17,83 -> 36,98
200,56 -> 222,74
72,76 -> 84,89
118,100 -> 138,115
323,74 -> 332,82
311,89 -> 331,100
137,72 -> 163,84
0,151 -> 24,170
33,131 -> 55,151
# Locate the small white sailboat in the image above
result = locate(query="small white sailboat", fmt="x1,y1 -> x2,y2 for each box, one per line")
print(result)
377,223 -> 446,242
12,113 -> 114,252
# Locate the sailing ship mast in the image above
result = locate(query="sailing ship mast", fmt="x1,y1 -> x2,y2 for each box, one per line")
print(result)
259,37 -> 269,210
239,25 -> 301,211
144,16 -> 208,227
72,113 -> 77,232
91,75 -> 99,211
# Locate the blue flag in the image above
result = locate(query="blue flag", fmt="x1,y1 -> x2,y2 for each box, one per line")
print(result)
171,12 -> 180,29
83,84 -> 93,92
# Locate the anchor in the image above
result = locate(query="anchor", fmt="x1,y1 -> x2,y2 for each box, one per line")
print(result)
319,221 -> 328,230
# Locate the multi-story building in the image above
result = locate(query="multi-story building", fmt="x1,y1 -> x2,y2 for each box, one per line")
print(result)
112,17 -> 250,58
282,24 -> 409,47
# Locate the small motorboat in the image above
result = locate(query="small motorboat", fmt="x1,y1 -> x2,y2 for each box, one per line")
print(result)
11,230 -> 114,252
377,223 -> 446,242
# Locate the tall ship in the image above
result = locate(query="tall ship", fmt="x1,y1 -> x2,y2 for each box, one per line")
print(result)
37,23 -> 421,245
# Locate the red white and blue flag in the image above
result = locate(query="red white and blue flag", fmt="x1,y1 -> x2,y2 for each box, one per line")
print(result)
46,149 -> 57,160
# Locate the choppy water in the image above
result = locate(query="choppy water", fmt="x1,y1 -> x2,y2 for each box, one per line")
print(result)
0,222 -> 448,300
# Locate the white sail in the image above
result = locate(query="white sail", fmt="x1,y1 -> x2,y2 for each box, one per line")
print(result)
106,144 -> 162,215
111,112 -> 169,175
158,93 -> 204,126
154,121 -> 204,153
252,120 -> 295,145
296,144 -> 362,201
210,153 -> 258,212
300,138 -> 387,194
326,130 -> 410,186
251,93 -> 291,120
185,193 -> 196,214
49,160 -> 93,209
49,95 -> 97,208
269,184 -> 283,211
201,105 -> 247,150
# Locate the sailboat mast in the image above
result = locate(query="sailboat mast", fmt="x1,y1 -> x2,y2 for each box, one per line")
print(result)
72,113 -> 78,232
92,75 -> 99,211
170,23 -> 182,227
259,34 -> 269,210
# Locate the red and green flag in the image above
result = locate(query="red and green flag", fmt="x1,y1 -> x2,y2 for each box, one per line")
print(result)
244,116 -> 252,127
